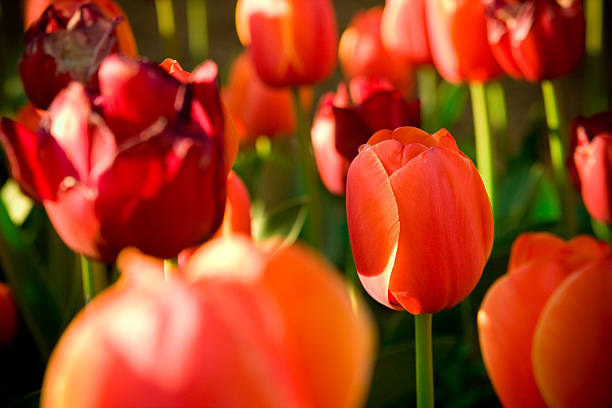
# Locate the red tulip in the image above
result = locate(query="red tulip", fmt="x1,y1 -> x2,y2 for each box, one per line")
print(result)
19,3 -> 137,109
346,126 -> 493,313
426,0 -> 502,83
381,0 -> 432,65
483,0 -> 585,82
235,0 -> 338,87
15,103 -> 45,133
223,52 -> 298,143
0,55 -> 227,262
311,77 -> 420,195
478,233 -> 612,407
42,237 -> 375,408
339,7 -> 415,96
0,283 -> 18,348
569,111 -> 612,223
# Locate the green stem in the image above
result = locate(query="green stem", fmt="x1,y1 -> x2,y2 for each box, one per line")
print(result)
591,218 -> 612,244
586,0 -> 603,57
586,0 -> 606,112
187,0 -> 209,63
80,255 -> 94,305
292,88 -> 323,249
415,313 -> 434,408
469,82 -> 496,213
417,66 -> 437,132
154,0 -> 179,58
541,80 -> 575,236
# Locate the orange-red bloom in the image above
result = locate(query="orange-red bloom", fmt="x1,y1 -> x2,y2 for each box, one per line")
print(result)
346,126 -> 493,313
478,233 -> 612,408
568,111 -> 612,223
483,0 -> 585,82
381,0 -> 432,65
0,283 -> 18,348
426,0 -> 502,83
339,7 -> 414,96
42,237 -> 375,408
223,52 -> 298,144
235,0 -> 338,87
312,78 -> 420,195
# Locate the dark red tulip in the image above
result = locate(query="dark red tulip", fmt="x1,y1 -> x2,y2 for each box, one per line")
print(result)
569,111 -> 612,223
483,0 -> 585,82
311,77 -> 420,195
0,55 -> 227,262
19,3 -> 136,110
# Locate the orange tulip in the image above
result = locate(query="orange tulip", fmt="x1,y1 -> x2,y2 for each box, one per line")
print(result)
223,52 -> 297,144
478,233 -> 612,408
346,126 -> 493,313
339,7 -> 414,96
235,0 -> 338,87
381,0 -> 432,66
42,237 -> 375,408
15,103 -> 45,133
216,170 -> 252,237
0,283 -> 18,348
425,0 -> 502,83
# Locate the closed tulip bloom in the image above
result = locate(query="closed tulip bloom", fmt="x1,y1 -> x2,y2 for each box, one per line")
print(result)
478,233 -> 611,408
381,0 -> 432,65
426,0 -> 502,83
0,55 -> 227,262
339,7 -> 415,96
346,126 -> 493,313
223,52 -> 298,144
312,77 -> 420,195
235,0 -> 338,87
19,3 -> 137,109
0,283 -> 18,348
483,0 -> 585,82
569,111 -> 612,223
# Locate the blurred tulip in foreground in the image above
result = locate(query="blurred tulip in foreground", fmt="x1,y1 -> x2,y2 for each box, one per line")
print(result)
235,0 -> 338,87
42,237 -> 375,408
569,111 -> 612,223
478,233 -> 612,407
426,0 -> 502,83
312,78 -> 420,195
20,3 -> 137,109
346,126 -> 493,313
0,283 -> 18,348
339,7 -> 414,96
0,55 -> 227,262
483,0 -> 585,82
381,0 -> 432,66
223,52 -> 298,144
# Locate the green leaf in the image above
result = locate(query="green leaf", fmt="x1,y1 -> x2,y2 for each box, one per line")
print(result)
252,196 -> 309,247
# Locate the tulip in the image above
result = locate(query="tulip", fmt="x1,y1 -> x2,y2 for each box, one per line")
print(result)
426,0 -> 502,84
311,77 -> 420,195
235,0 -> 338,87
216,170 -> 252,238
483,0 -> 585,82
19,3 -> 137,109
381,0 -> 432,66
339,7 -> 415,96
223,52 -> 298,144
42,237 -> 375,408
478,232 -> 612,407
568,110 -> 612,223
0,283 -> 18,348
346,126 -> 493,313
0,55 -> 227,262
15,103 -> 45,133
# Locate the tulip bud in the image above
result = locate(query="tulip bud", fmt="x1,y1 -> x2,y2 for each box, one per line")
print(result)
339,7 -> 415,96
0,55 -> 227,262
235,0 -> 338,87
483,0 -> 585,82
426,0 -> 502,84
0,283 -> 18,348
346,126 -> 493,313
381,0 -> 432,66
311,78 -> 420,195
19,3 -> 135,110
478,233 -> 612,407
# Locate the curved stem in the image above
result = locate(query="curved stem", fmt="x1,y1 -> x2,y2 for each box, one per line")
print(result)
80,255 -> 94,305
415,313 -> 434,408
469,82 -> 496,213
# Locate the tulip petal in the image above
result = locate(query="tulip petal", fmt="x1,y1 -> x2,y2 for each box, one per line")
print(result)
388,147 -> 493,313
508,232 -> 566,271
575,134 -> 612,223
